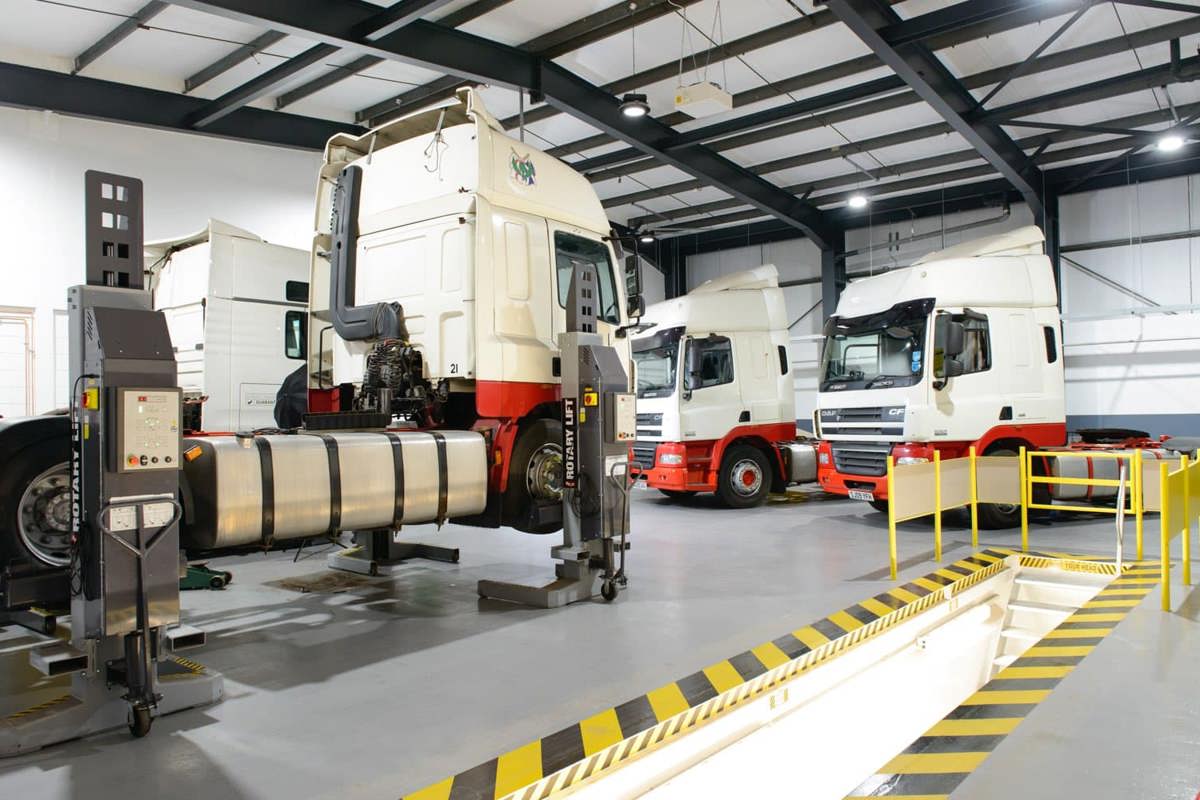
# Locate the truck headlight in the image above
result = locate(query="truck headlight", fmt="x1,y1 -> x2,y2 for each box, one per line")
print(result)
659,453 -> 684,466
818,452 -> 830,465
896,456 -> 929,465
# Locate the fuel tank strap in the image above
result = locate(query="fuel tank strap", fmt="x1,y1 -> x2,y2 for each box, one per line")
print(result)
254,437 -> 275,546
386,432 -> 405,529
431,432 -> 448,525
317,434 -> 342,535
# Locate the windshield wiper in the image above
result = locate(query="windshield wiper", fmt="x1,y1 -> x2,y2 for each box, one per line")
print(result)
864,374 -> 909,389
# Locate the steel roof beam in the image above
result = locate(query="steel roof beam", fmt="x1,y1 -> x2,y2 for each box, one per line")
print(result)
0,61 -> 360,150
818,0 -> 1044,216
168,0 -> 837,247
72,1 -> 167,75
355,0 -> 704,126
274,0 -> 510,110
184,30 -> 286,93
187,0 -> 457,128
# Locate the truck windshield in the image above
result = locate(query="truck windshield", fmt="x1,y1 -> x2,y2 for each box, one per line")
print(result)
633,346 -> 678,398
820,298 -> 935,392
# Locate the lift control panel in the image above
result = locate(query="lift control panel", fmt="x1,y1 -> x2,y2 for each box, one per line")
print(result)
115,387 -> 182,472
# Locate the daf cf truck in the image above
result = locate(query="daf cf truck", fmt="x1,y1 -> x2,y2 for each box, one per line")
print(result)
629,265 -> 815,507
814,226 -> 1066,527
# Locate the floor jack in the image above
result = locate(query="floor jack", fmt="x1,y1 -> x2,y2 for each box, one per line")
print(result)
0,172 -> 222,756
477,264 -> 635,608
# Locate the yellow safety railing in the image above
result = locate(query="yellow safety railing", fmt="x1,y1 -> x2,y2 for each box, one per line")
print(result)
1159,455 -> 1199,611
885,448 -> 987,580
1021,447 -> 1144,556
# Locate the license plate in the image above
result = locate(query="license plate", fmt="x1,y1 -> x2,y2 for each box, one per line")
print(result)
848,490 -> 875,502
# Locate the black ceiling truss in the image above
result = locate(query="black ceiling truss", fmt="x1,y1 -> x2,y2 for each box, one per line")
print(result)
355,0 -> 707,126
167,0 -> 838,248
72,1 -> 167,75
0,61 -> 359,150
187,0 -> 458,128
184,30 -> 286,93
805,0 -> 1044,217
572,15 -> 1200,186
273,0 -> 509,110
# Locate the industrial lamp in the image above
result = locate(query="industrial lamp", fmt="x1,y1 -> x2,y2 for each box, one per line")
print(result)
620,93 -> 651,118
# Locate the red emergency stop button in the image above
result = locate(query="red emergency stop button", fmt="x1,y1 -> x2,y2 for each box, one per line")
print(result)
127,455 -> 138,466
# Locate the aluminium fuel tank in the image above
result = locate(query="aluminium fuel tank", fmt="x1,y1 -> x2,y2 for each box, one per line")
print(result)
1045,447 -> 1172,500
181,430 -> 487,550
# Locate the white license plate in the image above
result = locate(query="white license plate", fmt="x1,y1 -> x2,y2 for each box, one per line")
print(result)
848,490 -> 875,502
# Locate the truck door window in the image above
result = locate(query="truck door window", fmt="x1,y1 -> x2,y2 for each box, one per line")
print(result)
554,232 -> 619,324
686,336 -> 734,390
284,310 -> 306,359
934,313 -> 991,375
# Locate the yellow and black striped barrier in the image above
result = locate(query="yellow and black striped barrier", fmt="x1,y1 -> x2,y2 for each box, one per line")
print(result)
402,549 -> 1153,800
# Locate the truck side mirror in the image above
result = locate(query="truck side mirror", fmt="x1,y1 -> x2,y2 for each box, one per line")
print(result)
933,356 -> 964,390
944,320 -> 965,358
284,309 -> 307,360
624,254 -> 643,316
682,338 -> 695,400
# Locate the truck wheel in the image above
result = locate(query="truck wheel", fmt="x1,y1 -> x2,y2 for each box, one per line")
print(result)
658,489 -> 696,500
716,445 -> 771,509
0,439 -> 73,568
869,499 -> 890,514
978,446 -> 1022,529
503,418 -> 563,534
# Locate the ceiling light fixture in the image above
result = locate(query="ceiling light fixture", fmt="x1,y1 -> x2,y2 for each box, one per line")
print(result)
620,93 -> 651,118
1158,134 -> 1185,152
848,193 -> 869,209
639,232 -> 656,244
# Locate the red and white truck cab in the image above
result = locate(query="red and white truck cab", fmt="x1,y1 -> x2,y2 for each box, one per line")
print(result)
814,226 -> 1066,527
630,266 -> 816,507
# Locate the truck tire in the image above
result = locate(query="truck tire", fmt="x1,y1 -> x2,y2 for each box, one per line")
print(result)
658,489 -> 696,500
716,445 -> 771,509
503,418 -> 563,534
0,438 -> 73,568
869,499 -> 890,514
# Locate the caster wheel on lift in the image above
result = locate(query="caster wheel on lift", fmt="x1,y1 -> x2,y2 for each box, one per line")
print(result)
222,571 -> 233,585
208,575 -> 226,590
601,580 -> 618,602
128,706 -> 153,738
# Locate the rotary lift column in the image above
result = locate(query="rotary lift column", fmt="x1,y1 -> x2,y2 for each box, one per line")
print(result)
478,264 -> 636,607
0,172 -> 222,756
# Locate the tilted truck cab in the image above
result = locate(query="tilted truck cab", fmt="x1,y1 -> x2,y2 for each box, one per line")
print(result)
304,88 -> 639,531
814,226 -> 1066,527
630,265 -> 815,507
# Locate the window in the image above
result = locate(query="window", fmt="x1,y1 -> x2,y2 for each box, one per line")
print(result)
633,345 -> 678,398
686,336 -> 734,390
820,298 -> 933,391
933,312 -> 991,377
284,310 -> 307,360
1043,325 -> 1058,363
555,232 -> 619,324
285,280 -> 309,303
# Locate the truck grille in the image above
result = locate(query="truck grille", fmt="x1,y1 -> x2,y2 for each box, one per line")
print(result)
831,441 -> 892,477
819,406 -> 904,437
630,442 -> 658,469
636,412 -> 663,437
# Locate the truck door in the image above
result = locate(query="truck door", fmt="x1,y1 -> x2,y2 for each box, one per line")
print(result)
679,334 -> 742,442
490,207 -> 554,384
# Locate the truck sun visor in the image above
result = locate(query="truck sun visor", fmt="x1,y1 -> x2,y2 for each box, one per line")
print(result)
330,165 -> 406,342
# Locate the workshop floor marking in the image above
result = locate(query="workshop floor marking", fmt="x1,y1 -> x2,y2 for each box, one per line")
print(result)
846,562 -> 1156,799
399,550 -> 1156,800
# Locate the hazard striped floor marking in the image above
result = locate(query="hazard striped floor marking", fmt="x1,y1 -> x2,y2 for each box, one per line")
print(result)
844,563 -> 1156,799
401,550 -> 1157,800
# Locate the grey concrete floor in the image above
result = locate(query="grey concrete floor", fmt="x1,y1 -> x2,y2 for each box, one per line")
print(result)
0,486 -> 1196,799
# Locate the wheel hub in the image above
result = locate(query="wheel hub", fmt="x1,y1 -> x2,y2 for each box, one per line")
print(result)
17,463 -> 72,567
526,443 -> 564,502
730,459 -> 763,497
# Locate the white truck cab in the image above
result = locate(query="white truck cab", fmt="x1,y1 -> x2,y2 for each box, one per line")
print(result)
148,220 -> 310,432
630,265 -> 813,507
814,226 -> 1066,526
304,88 -> 640,531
